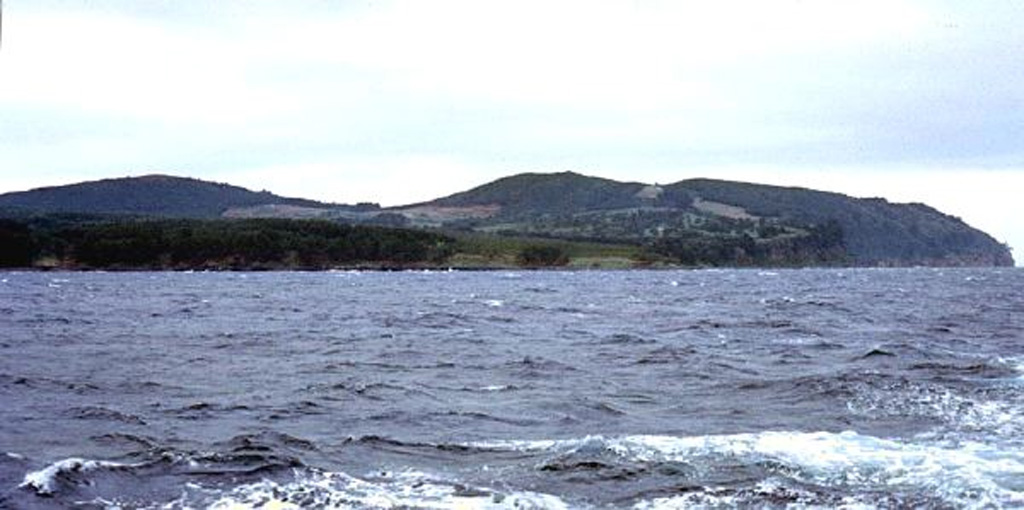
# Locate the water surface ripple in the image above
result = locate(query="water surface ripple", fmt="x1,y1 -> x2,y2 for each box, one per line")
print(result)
1,268 -> 1022,508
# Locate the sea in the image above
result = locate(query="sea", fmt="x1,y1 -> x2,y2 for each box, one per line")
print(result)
1,268 -> 1022,509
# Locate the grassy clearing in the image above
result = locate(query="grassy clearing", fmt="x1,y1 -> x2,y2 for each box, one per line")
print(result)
445,231 -> 649,268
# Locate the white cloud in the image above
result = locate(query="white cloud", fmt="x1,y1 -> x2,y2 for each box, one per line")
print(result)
1,9 -> 301,125
222,155 -> 496,207
0,1 -> 1021,262
252,0 -> 936,110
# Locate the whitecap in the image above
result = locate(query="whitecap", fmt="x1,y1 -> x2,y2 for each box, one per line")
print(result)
20,457 -> 138,496
472,431 -> 1024,508
479,384 -> 515,392
634,489 -> 881,510
485,300 -> 504,308
183,469 -> 572,510
1011,358 -> 1024,380
469,435 -> 603,453
848,382 -> 1023,437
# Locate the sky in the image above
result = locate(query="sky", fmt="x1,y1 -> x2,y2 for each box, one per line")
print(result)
1,1 -> 1021,261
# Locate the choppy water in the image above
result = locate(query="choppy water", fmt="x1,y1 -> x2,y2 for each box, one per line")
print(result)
1,268 -> 1022,509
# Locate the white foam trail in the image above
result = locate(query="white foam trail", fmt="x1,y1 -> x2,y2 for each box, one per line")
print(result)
472,431 -> 1024,508
634,490 -> 880,510
848,384 -> 1022,437
20,457 -> 136,496
197,470 -> 571,510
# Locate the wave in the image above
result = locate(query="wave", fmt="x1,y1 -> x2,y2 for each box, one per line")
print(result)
471,430 -> 1024,508
630,480 -> 950,509
15,432 -> 317,499
599,333 -> 657,346
471,384 -> 520,392
13,429 -> 1024,508
846,376 -> 1024,438
90,432 -> 158,450
67,405 -> 147,425
20,457 -> 141,496
191,470 -> 570,510
17,460 -> 572,509
0,373 -> 102,394
59,468 -> 571,510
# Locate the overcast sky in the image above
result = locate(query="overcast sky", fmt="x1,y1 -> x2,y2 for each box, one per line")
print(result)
1,1 -> 1021,261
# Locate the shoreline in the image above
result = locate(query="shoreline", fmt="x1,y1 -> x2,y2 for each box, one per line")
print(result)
0,262 -> 1012,273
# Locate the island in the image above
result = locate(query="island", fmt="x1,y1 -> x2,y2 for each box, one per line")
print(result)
0,172 -> 1013,270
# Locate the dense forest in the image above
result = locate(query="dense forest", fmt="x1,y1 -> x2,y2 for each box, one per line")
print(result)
0,218 -> 453,270
647,220 -> 847,267
0,215 -> 841,270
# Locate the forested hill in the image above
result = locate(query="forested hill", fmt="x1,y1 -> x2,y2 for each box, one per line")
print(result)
0,171 -> 1013,267
407,172 -> 1013,267
428,172 -> 651,216
666,179 -> 1013,266
0,175 -> 338,218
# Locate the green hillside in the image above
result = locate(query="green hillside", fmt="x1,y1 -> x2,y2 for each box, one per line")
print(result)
0,175 -> 338,218
408,172 -> 1013,267
0,171 -> 1012,268
667,179 -> 1012,266
431,172 -> 655,216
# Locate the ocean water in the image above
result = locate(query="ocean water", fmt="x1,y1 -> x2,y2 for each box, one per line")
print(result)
0,268 -> 1022,509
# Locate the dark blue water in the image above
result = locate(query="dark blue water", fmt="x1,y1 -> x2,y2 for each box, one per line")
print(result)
1,268 -> 1022,509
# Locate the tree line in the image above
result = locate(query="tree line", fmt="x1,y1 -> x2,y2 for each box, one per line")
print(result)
0,217 -> 453,269
0,215 -> 853,270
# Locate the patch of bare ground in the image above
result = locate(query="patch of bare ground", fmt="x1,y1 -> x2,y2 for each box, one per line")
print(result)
692,197 -> 758,220
393,204 -> 502,225
222,204 -> 332,219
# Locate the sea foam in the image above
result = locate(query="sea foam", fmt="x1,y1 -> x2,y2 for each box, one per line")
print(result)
20,457 -> 137,496
181,469 -> 571,510
472,431 -> 1024,508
